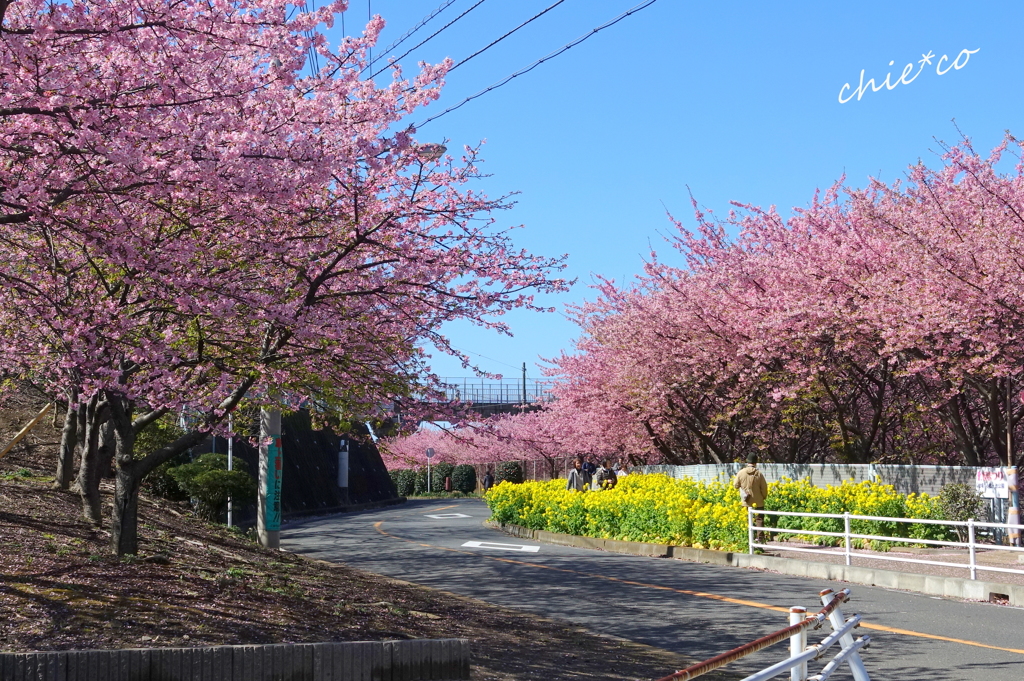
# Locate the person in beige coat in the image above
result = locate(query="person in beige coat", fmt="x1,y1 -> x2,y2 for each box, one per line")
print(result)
734,453 -> 769,543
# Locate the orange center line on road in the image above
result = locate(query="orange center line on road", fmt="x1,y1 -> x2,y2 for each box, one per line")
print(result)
371,519 -> 1024,656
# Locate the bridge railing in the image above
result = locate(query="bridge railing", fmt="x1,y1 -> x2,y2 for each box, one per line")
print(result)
438,377 -> 556,405
655,588 -> 871,681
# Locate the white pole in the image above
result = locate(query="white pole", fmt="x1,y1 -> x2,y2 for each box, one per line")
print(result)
820,590 -> 870,681
844,512 -> 851,566
789,607 -> 807,681
748,506 -> 755,554
227,413 -> 233,528
968,518 -> 977,580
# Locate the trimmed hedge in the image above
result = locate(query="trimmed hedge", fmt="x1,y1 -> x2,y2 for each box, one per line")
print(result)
452,464 -> 477,494
495,461 -> 523,485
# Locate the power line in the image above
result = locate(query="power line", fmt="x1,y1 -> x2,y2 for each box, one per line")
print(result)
364,0 -> 461,73
451,346 -> 522,371
366,0 -> 489,80
447,0 -> 567,74
416,0 -> 660,128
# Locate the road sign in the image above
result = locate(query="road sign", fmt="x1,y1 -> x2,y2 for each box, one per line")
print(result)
426,448 -> 435,459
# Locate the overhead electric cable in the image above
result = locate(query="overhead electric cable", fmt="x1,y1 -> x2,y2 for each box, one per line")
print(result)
446,0 -> 567,74
365,0 -> 489,79
416,0 -> 660,127
364,0 -> 461,72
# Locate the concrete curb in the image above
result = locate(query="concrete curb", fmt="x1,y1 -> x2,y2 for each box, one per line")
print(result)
486,521 -> 1024,607
0,639 -> 470,681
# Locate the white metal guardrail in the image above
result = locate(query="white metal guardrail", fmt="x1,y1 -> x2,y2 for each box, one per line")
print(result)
655,588 -> 870,681
748,507 -> 1024,580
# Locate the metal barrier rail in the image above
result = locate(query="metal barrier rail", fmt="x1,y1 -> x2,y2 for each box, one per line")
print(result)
654,588 -> 870,681
747,508 -> 1024,580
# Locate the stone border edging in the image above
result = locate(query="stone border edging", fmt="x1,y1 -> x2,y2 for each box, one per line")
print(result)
0,638 -> 470,681
486,521 -> 1024,607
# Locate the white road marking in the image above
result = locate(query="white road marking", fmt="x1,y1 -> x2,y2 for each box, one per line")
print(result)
425,513 -> 471,519
461,540 -> 540,553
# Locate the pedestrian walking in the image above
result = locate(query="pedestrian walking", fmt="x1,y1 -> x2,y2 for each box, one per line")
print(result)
482,468 -> 495,492
734,453 -> 769,543
566,457 -> 590,492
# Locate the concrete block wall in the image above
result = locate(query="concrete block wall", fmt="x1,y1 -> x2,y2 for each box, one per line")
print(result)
0,639 -> 471,681
639,463 -> 981,496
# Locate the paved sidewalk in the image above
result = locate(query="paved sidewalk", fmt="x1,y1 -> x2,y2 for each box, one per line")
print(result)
759,539 -> 1024,588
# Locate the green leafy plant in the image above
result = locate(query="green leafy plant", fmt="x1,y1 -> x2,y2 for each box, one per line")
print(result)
413,467 -> 429,495
388,468 -> 416,496
431,462 -> 454,492
451,464 -> 477,494
168,453 -> 257,521
938,482 -> 984,541
495,461 -> 524,485
140,416 -> 190,500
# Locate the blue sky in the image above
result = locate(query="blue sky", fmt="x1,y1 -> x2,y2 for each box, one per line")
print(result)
321,0 -> 1016,380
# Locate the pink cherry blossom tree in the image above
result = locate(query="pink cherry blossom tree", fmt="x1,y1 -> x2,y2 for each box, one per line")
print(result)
0,0 -> 568,553
546,137 -> 1024,468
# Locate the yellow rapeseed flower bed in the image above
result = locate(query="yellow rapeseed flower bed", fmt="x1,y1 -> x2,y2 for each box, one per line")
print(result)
485,474 -> 949,553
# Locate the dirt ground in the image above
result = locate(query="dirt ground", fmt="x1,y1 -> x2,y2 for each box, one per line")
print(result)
0,396 -> 735,681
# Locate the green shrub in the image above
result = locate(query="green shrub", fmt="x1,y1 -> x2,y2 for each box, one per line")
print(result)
431,462 -> 454,492
452,464 -> 477,494
389,468 -> 416,496
139,417 -> 190,500
938,482 -> 984,541
168,453 -> 257,521
414,467 -> 429,495
495,461 -> 523,485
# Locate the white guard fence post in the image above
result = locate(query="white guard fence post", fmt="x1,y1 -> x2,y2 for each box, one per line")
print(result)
789,607 -> 807,681
820,589 -> 870,681
968,518 -> 977,581
749,506 -> 755,554
844,512 -> 851,566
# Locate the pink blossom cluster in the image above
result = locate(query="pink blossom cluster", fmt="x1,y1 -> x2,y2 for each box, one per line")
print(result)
381,402 -> 649,475
0,0 -> 568,421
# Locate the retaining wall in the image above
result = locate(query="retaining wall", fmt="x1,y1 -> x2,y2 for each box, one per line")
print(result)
0,639 -> 470,681
638,463 -> 980,496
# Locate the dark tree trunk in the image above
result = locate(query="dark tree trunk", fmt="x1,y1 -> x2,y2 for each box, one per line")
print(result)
108,395 -> 140,554
111,462 -> 141,556
98,419 -> 116,479
75,395 -> 107,525
108,376 -> 255,555
54,399 -> 77,490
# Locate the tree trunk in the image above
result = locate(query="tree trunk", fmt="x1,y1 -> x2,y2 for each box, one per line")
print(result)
98,418 -> 116,479
111,462 -> 141,556
54,399 -> 77,490
108,376 -> 255,555
75,394 -> 107,525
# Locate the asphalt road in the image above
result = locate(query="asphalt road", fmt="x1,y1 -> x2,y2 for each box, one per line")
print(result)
281,498 -> 1024,680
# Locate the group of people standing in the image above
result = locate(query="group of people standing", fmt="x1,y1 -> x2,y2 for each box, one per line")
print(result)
566,457 -> 623,491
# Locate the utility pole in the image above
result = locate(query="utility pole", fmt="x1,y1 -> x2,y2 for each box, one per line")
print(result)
521,362 -> 527,406
258,408 -> 282,549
